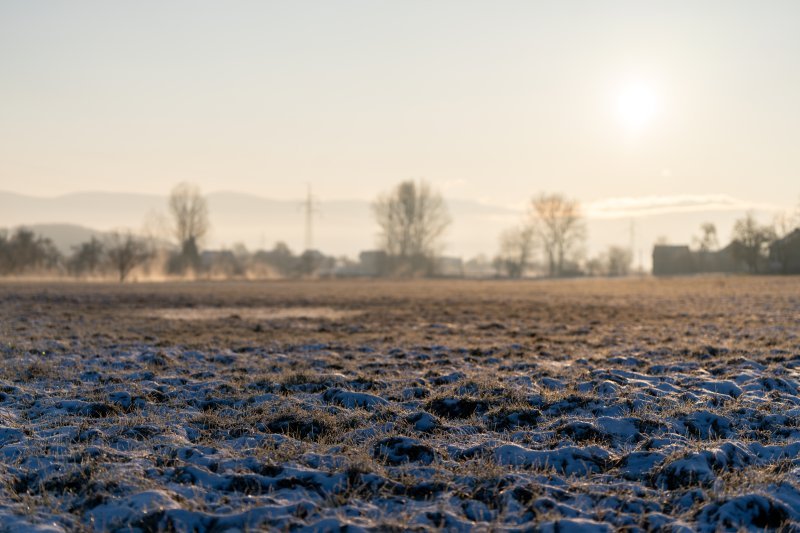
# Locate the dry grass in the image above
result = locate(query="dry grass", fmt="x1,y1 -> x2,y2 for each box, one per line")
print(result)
0,276 -> 798,530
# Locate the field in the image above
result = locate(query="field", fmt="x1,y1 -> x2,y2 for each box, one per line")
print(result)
0,276 -> 799,532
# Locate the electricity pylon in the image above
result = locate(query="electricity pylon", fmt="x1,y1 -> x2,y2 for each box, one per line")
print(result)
301,184 -> 320,252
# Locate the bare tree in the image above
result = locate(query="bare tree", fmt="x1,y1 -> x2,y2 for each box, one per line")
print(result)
68,237 -> 104,277
372,180 -> 451,275
106,231 -> 151,282
530,193 -> 585,277
141,209 -> 171,245
773,196 -> 800,238
769,198 -> 800,273
584,255 -> 605,277
0,228 -> 61,275
169,182 -> 209,245
496,225 -> 535,278
585,246 -> 632,277
731,212 -> 776,273
606,246 -> 633,276
774,208 -> 799,238
254,242 -> 297,277
168,183 -> 209,273
693,222 -> 718,252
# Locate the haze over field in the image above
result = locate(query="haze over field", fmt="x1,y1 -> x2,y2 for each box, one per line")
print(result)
2,1 -> 799,262
0,190 -> 782,269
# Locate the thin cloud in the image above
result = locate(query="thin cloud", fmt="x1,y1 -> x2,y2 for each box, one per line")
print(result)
585,194 -> 784,219
441,178 -> 467,189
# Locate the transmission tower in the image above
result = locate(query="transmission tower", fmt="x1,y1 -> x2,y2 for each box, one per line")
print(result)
301,184 -> 320,252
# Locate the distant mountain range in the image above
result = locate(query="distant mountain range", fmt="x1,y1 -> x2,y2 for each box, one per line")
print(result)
0,190 -> 520,258
0,190 -> 763,266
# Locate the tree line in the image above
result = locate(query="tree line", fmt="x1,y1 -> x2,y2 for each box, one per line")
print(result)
374,180 -> 799,278
2,180 -> 798,280
0,183 -> 339,281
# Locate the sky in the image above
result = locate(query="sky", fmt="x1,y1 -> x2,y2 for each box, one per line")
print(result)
1,1 -> 799,251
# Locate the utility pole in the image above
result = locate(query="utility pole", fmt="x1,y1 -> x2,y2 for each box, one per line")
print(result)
639,248 -> 644,276
629,218 -> 643,275
629,218 -> 635,274
301,184 -> 319,252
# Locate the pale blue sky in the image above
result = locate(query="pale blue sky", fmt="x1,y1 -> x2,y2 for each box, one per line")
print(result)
2,1 -> 799,215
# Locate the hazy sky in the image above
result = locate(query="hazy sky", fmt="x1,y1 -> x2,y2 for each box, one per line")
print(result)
2,1 -> 799,215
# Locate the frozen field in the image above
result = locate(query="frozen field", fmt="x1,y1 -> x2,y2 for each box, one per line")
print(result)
0,277 -> 799,531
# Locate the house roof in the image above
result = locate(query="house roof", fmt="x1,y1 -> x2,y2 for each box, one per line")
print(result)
772,228 -> 800,247
653,244 -> 690,252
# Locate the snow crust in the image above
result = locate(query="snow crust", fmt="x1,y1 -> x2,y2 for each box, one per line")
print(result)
1,330 -> 799,530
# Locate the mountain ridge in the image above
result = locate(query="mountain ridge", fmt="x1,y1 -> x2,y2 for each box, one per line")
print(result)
0,190 -> 519,258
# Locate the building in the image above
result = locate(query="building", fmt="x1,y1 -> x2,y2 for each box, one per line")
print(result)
652,243 -> 747,276
358,250 -> 388,277
769,228 -> 800,274
694,242 -> 747,273
434,256 -> 464,277
652,245 -> 693,275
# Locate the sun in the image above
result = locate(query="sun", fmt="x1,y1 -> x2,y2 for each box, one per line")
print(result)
615,81 -> 659,131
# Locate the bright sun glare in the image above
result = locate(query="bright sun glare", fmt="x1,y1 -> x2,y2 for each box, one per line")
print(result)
616,81 -> 659,131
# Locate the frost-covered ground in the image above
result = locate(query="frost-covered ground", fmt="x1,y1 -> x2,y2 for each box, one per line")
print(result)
0,278 -> 798,532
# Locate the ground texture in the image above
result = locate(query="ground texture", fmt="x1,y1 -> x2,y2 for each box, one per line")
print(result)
0,277 -> 799,532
